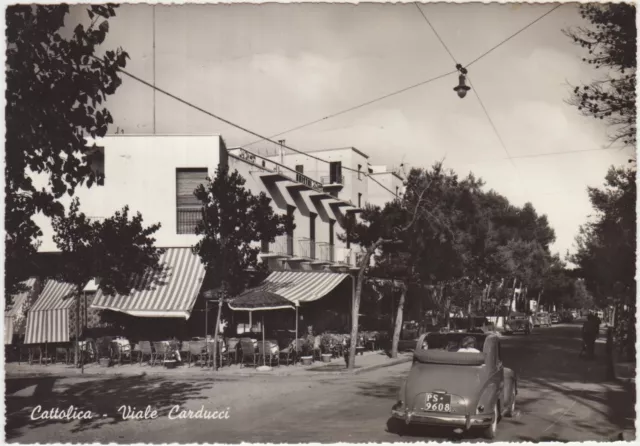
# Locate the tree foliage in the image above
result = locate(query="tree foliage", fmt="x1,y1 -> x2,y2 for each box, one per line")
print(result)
192,165 -> 292,298
348,163 -> 560,327
564,3 -> 637,146
51,199 -> 164,294
570,166 -> 636,307
5,4 -> 128,297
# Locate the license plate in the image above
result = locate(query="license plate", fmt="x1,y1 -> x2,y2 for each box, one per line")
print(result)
424,393 -> 451,412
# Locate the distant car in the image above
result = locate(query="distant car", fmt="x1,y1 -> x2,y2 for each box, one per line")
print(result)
448,316 -> 494,333
533,313 -> 552,327
504,312 -> 532,335
560,312 -> 574,323
550,313 -> 560,324
571,311 -> 578,319
390,332 -> 517,439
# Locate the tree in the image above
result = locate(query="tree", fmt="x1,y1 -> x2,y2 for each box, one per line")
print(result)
564,3 -> 636,146
52,199 -> 163,370
192,165 -> 292,369
571,166 -> 636,357
5,4 -> 129,298
341,169 -> 435,368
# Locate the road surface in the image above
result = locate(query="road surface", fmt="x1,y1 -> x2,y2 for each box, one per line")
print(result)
6,321 -> 635,443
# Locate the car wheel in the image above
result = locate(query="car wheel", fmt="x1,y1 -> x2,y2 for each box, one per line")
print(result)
482,402 -> 499,439
387,417 -> 406,436
505,386 -> 516,418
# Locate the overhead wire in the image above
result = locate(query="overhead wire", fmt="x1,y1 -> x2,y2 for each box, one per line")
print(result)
98,4 -> 564,200
241,68 -> 457,148
244,3 -> 564,147
94,57 -> 402,199
465,4 -> 564,69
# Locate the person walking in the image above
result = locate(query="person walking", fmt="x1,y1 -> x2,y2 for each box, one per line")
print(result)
582,314 -> 598,359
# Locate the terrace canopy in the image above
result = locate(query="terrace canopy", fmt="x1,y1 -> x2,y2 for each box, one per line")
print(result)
25,280 -> 76,344
5,277 -> 37,345
246,271 -> 351,306
90,248 -> 206,319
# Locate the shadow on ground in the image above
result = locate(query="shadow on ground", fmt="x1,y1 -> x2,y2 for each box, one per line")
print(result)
5,374 -> 219,441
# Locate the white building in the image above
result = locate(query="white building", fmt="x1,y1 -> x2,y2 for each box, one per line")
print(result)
36,136 -> 403,272
23,135 -> 402,345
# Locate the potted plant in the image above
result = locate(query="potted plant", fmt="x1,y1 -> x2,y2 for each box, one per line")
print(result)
164,342 -> 179,369
96,337 -> 113,367
299,337 -> 314,366
320,334 -> 333,363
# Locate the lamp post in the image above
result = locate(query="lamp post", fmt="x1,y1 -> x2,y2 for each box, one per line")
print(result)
453,64 -> 471,99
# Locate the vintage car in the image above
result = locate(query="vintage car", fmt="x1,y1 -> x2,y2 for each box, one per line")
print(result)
503,312 -> 532,335
550,313 -> 560,324
390,332 -> 517,439
533,312 -> 552,327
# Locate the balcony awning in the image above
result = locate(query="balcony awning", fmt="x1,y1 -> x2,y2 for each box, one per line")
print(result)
249,271 -> 350,305
228,290 -> 296,311
25,280 -> 76,344
90,248 -> 206,319
5,277 -> 37,344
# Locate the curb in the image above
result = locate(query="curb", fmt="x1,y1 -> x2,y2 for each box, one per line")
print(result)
6,355 -> 413,380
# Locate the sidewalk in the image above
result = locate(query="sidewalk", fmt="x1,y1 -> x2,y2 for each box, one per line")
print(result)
5,350 -> 412,379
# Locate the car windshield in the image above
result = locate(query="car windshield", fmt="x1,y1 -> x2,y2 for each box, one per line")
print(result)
425,333 -> 488,352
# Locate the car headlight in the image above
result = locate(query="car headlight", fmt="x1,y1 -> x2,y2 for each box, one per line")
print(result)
477,405 -> 485,413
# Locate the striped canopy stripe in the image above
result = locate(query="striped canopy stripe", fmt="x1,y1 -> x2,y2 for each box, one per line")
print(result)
252,271 -> 350,305
24,280 -> 76,344
90,248 -> 206,319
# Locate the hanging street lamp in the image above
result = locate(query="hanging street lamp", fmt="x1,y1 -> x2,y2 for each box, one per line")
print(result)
453,64 -> 471,99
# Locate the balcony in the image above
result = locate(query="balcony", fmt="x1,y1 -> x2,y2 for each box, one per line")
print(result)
320,175 -> 345,192
260,235 -> 293,257
177,208 -> 202,234
234,148 -> 323,193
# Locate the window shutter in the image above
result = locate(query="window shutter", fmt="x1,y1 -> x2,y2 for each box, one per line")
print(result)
176,169 -> 208,207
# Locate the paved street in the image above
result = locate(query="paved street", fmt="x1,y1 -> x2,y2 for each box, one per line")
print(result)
6,322 -> 635,443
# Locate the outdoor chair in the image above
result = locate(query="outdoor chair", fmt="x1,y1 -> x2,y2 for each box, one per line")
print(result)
179,341 -> 190,363
152,342 -> 168,366
294,339 -> 307,365
187,341 -> 206,367
313,336 -> 322,361
136,341 -> 154,365
258,341 -> 280,367
239,339 -> 259,368
28,346 -> 41,365
226,338 -> 240,365
279,343 -> 296,365
54,346 -> 71,365
111,340 -> 133,365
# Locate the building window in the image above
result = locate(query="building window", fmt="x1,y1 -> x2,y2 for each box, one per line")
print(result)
329,161 -> 342,184
358,193 -> 362,208
295,165 -> 304,183
357,164 -> 362,180
310,213 -> 316,258
396,186 -> 399,197
176,168 -> 208,234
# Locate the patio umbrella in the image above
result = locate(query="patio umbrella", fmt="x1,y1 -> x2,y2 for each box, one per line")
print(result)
228,290 -> 296,370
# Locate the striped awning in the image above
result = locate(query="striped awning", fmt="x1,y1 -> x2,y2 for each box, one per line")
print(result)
25,280 -> 76,344
5,277 -> 37,344
6,277 -> 37,317
4,317 -> 14,345
249,271 -> 350,305
90,248 -> 206,319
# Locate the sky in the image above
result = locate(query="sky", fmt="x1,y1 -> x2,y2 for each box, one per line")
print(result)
69,1 -> 633,258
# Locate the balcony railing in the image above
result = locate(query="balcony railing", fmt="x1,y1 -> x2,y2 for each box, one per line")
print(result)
261,235 -> 293,256
177,208 -> 202,234
235,148 -> 323,192
260,235 -> 364,267
320,175 -> 345,185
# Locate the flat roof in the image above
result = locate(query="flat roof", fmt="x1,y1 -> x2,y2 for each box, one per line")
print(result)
293,146 -> 370,160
